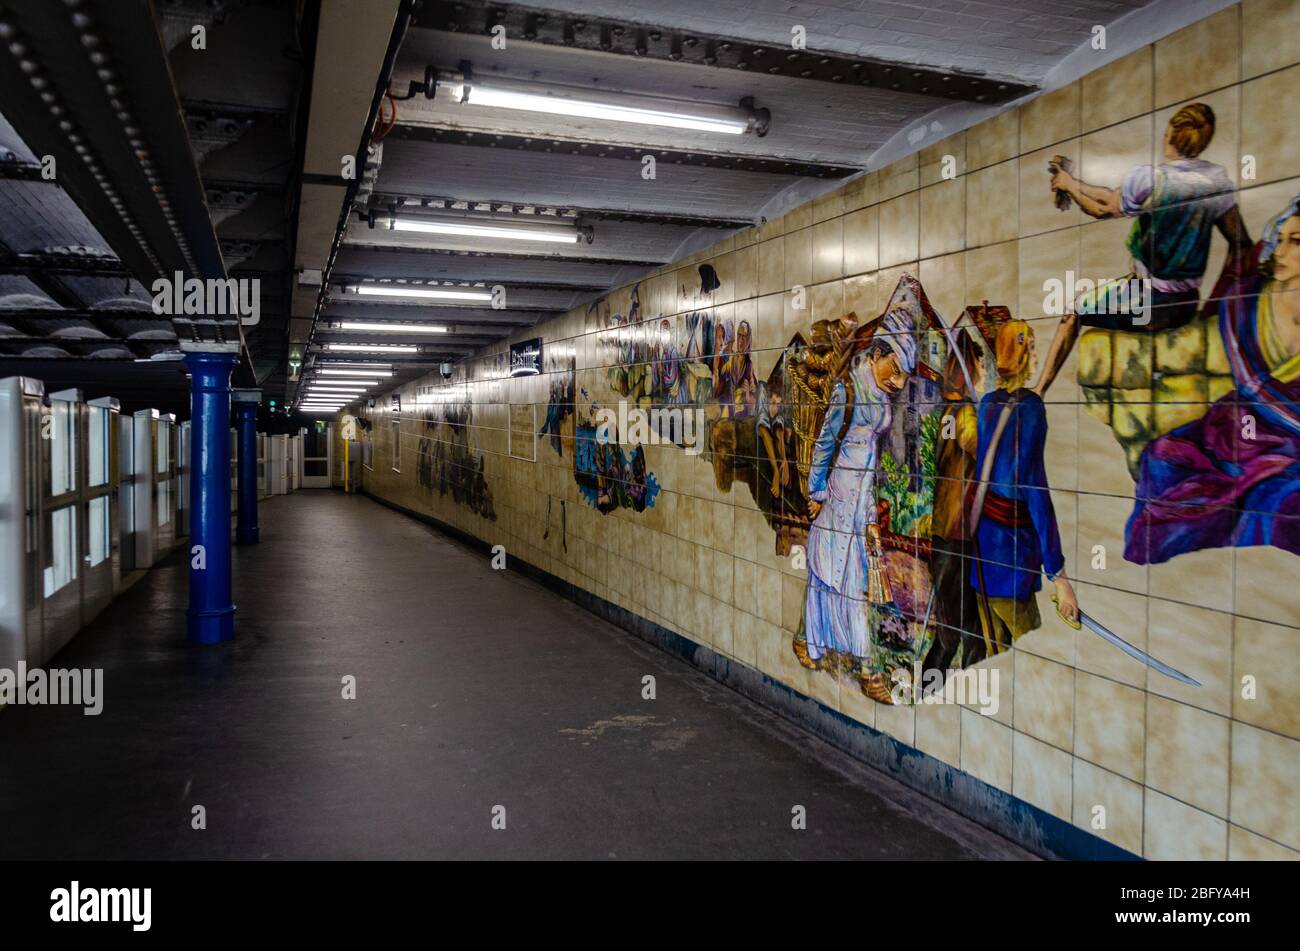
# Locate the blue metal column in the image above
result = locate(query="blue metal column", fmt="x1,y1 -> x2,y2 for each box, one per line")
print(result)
232,389 -> 260,545
184,351 -> 238,644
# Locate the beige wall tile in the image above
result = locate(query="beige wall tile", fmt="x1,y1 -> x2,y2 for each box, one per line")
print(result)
878,192 -> 920,267
917,251 -> 965,324
967,107 -> 1019,171
961,706 -> 1013,790
811,217 -> 845,284
757,237 -> 785,297
1146,695 -> 1230,817
1230,720 -> 1300,850
843,272 -> 878,318
1076,672 -> 1146,781
1242,64 -> 1300,188
875,698 -> 915,746
1013,729 -> 1073,821
1144,788 -> 1228,859
878,153 -> 919,202
1021,82 -> 1081,153
842,170 -> 879,212
920,132 -> 966,186
1075,492 -> 1148,595
1233,544 -> 1300,631
965,239 -> 1018,310
1242,0 -> 1300,79
1082,46 -> 1154,132
1233,616 -> 1300,739
914,697 -> 961,768
1229,823 -> 1300,860
1074,759 -> 1145,855
1148,544 -> 1235,615
842,205 -> 879,276
966,159 -> 1019,248
919,177 -> 966,258
1018,228 -> 1079,327
1013,650 -> 1075,749
784,226 -> 813,290
1154,5 -> 1241,107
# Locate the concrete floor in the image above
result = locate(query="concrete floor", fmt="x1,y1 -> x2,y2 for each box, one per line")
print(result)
0,490 -> 1032,860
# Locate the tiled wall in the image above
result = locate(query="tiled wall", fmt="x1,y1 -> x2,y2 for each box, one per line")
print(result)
351,0 -> 1299,860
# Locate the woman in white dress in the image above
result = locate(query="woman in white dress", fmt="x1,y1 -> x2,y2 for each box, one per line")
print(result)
802,308 -> 916,670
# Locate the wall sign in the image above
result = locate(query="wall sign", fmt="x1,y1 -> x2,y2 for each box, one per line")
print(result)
509,338 -> 543,377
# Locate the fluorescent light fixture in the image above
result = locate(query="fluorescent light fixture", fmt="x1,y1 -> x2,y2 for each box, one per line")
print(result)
391,216 -> 585,245
308,383 -> 372,390
328,343 -> 419,353
441,71 -> 768,137
318,361 -> 392,370
336,320 -> 448,334
319,367 -> 394,377
354,285 -> 490,302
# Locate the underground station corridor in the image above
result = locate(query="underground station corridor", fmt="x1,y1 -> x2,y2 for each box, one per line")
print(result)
0,0 -> 1294,933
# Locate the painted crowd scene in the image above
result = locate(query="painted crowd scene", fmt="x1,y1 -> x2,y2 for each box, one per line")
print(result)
527,111 -> 1299,705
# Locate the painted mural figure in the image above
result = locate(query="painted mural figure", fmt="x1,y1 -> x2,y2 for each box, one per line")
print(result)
1127,197 -> 1300,561
573,389 -> 661,514
606,310 -> 629,396
969,320 -> 1077,652
755,368 -> 806,555
651,317 -> 688,406
711,320 -> 755,417
1048,102 -> 1252,330
921,328 -> 987,675
800,308 -> 916,693
787,316 -> 858,497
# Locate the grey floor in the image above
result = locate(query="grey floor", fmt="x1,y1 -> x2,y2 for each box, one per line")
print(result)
0,490 -> 1033,860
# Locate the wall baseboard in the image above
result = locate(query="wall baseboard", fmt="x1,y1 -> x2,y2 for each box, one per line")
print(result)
364,489 -> 1141,862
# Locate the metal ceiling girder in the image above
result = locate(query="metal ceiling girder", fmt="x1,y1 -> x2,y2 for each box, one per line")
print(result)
319,301 -> 542,325
328,272 -> 605,295
0,307 -> 169,322
1,0 -> 227,281
337,242 -> 667,270
365,190 -> 757,230
0,253 -> 132,279
388,125 -> 858,179
413,0 -> 1036,105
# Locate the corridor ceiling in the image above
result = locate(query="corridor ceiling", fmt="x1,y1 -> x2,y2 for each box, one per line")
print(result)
0,0 -> 1159,415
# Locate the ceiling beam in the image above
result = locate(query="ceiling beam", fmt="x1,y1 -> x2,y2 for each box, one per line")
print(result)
319,302 -> 544,326
363,190 -> 757,230
412,0 -> 1036,104
336,241 -> 667,270
386,125 -> 858,178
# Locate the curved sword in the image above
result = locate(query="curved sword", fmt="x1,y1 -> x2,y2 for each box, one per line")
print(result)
1053,595 -> 1200,686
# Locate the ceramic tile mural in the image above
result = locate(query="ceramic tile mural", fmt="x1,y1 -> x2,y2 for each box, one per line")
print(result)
353,1 -> 1299,860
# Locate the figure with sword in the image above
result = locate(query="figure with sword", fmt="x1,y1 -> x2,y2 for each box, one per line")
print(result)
966,317 -> 1078,654
966,311 -> 1201,686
